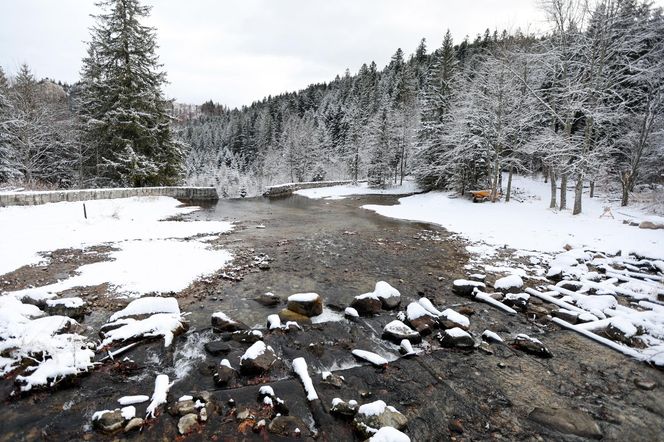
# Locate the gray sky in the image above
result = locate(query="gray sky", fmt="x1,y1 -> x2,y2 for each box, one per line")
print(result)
1,0 -> 551,108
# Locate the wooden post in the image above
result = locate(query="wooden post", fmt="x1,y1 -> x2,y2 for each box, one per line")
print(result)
83,203 -> 87,220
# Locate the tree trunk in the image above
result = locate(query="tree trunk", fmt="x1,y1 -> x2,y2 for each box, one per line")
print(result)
572,175 -> 583,215
589,181 -> 595,198
490,161 -> 500,203
544,166 -> 548,183
549,169 -> 557,209
560,173 -> 568,210
620,171 -> 631,207
506,166 -> 513,202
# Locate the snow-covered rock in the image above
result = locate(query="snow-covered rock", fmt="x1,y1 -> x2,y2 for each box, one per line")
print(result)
382,320 -> 421,344
373,281 -> 401,309
101,312 -> 186,348
437,327 -> 475,348
267,314 -> 282,330
369,427 -> 411,442
287,293 -> 323,317
418,297 -> 443,316
452,279 -> 486,297
239,341 -> 277,374
503,293 -> 530,311
512,334 -> 552,358
350,292 -> 382,316
606,317 -> 638,344
344,306 -> 360,318
352,349 -> 389,366
439,308 -> 470,330
330,397 -> 359,417
494,275 -> 524,293
146,374 -> 172,418
211,311 -> 247,332
405,302 -> 437,335
109,296 -> 180,322
292,357 -> 318,401
399,339 -> 416,357
481,330 -> 503,343
354,400 -> 408,438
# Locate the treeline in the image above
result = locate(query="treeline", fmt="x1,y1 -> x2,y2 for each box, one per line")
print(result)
0,0 -> 183,190
181,0 -> 664,211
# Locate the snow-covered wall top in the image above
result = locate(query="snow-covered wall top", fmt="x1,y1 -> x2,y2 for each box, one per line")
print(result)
263,180 -> 364,197
0,187 -> 218,207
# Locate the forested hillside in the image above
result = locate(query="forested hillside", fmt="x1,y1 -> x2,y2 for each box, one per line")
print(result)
180,0 -> 664,213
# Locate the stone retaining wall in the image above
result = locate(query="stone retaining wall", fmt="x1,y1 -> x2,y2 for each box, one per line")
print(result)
0,186 -> 219,207
263,180 -> 359,197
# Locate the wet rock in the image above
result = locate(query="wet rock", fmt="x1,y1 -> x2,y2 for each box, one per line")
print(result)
457,305 -> 475,316
351,293 -> 383,316
634,378 -> 657,390
287,293 -> 323,317
169,399 -> 196,416
236,409 -> 254,421
254,292 -> 281,307
437,327 -> 475,348
512,334 -> 553,358
353,400 -> 408,438
373,281 -> 401,309
382,320 -> 421,344
448,418 -> 464,434
258,261 -> 270,270
529,407 -> 602,439
469,273 -> 486,282
123,417 -> 144,433
321,371 -> 345,388
92,410 -> 125,434
452,279 -> 485,297
224,329 -> 264,344
178,413 -> 199,435
278,308 -> 312,325
502,293 -> 529,311
239,341 -> 277,375
204,340 -> 231,356
211,311 -> 247,333
268,415 -> 310,437
44,298 -> 86,320
330,398 -> 358,418
214,361 -> 236,386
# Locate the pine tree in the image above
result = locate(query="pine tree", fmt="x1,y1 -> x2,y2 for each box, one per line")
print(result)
79,0 -> 184,187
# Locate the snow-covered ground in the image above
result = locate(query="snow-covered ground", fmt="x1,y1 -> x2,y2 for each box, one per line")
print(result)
295,180 -> 420,200
362,175 -> 664,260
0,196 -> 232,278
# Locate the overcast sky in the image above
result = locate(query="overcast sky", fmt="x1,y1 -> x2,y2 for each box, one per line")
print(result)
1,0 -> 555,108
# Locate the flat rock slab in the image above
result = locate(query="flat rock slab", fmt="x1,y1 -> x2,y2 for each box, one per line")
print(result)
529,407 -> 603,439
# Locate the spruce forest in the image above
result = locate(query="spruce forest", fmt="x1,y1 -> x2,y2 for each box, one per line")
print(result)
1,0 -> 663,214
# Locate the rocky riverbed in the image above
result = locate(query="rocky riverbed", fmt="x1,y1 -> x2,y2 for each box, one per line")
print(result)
1,194 -> 662,441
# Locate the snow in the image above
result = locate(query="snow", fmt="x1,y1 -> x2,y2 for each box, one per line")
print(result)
445,327 -> 471,339
357,400 -> 402,417
267,314 -> 281,329
178,395 -> 193,402
311,307 -> 345,324
120,406 -> 136,420
101,312 -> 185,347
295,181 -> 420,199
118,395 -> 149,405
15,346 -> 96,392
345,307 -> 360,318
369,427 -> 411,442
7,239 -> 233,300
292,357 -> 318,401
474,290 -> 518,314
263,396 -> 273,406
453,279 -> 486,289
406,302 -> 433,321
288,293 -> 321,303
45,297 -> 85,309
212,311 -> 237,323
384,320 -> 417,335
220,359 -> 232,369
610,317 -> 638,338
495,274 -> 524,290
441,309 -> 470,328
146,374 -> 172,418
259,386 -> 275,397
0,196 -> 233,277
352,349 -> 389,366
363,175 -> 664,259
418,297 -> 443,316
373,281 -> 401,301
482,330 -> 503,342
400,339 -> 415,355
110,297 -> 180,322
240,341 -> 272,362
